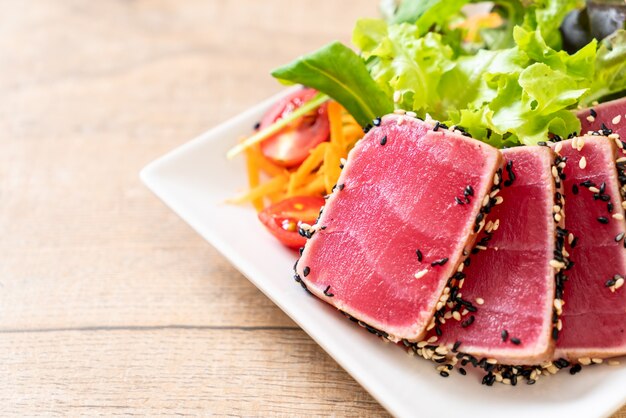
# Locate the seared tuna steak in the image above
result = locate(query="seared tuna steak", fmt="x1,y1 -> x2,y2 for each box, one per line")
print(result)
554,136 -> 626,361
294,114 -> 503,342
578,97 -> 626,138
436,146 -> 566,365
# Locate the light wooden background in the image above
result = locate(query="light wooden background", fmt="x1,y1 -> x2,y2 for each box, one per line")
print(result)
1,1 -> 624,416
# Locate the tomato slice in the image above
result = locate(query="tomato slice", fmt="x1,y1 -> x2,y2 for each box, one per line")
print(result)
259,88 -> 330,168
258,196 -> 325,249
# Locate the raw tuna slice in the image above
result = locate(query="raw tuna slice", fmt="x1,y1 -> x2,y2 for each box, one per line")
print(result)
553,136 -> 626,361
294,113 -> 503,342
577,97 -> 626,139
435,146 -> 567,365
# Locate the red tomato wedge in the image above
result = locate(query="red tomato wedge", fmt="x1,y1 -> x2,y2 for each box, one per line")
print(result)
258,196 -> 325,249
259,88 -> 330,168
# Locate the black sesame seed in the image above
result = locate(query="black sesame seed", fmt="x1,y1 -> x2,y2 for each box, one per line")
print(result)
455,196 -> 465,205
538,141 -> 547,146
440,371 -> 449,377
461,315 -> 475,328
570,364 -> 582,375
299,247 -> 304,256
416,249 -> 423,262
363,124 -> 372,133
452,341 -> 462,352
598,216 -> 609,224
302,266 -> 310,277
337,183 -> 345,191
571,236 -> 578,248
501,330 -> 509,342
590,108 -> 597,117
600,182 -> 606,194
373,117 -> 381,127
606,278 -> 617,287
527,379 -> 536,385
511,337 -> 521,345
465,185 -> 474,197
552,327 -> 559,340
572,184 -> 579,195
431,257 -> 449,267
380,135 -> 387,146
608,202 -> 614,213
458,367 -> 467,376
433,121 -> 441,131
323,285 -> 334,297
253,121 -> 261,130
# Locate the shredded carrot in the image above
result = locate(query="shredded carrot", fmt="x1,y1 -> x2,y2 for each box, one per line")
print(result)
244,145 -> 264,211
229,173 -> 288,204
233,101 -> 363,211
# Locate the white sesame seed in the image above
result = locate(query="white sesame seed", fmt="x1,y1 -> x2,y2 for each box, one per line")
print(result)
495,374 -> 504,382
435,346 -> 449,355
589,186 -> 600,193
493,219 -> 500,231
577,137 -> 586,151
299,223 -> 312,231
579,156 -> 587,169
553,205 -> 561,213
568,233 -> 574,244
615,278 -> 624,290
414,269 -> 428,280
616,137 -> 624,149
609,360 -> 621,366
444,311 -> 452,320
397,116 -> 405,125
592,358 -> 604,364
486,358 -> 498,365
475,297 -> 485,305
459,279 -> 465,289
457,263 -> 464,273
609,133 -> 621,139
461,308 -> 469,316
393,91 -> 401,103
617,157 -> 626,163
482,195 -> 490,206
622,201 -> 626,210
495,196 -> 504,205
554,213 -> 562,222
571,137 -> 579,149
427,335 -> 438,343
452,311 -> 461,321
436,302 -> 444,311
547,365 -> 559,374
586,115 -> 595,122
552,166 -> 559,178
555,142 -> 563,153
489,189 -> 499,198
340,157 -> 347,165
493,173 -> 500,185
406,111 -> 417,118
475,245 -> 487,251
553,298 -> 564,310
393,108 -> 406,115
563,248 -> 570,258
578,357 -> 592,365
550,260 -> 565,269
613,213 -> 624,220
427,322 -> 436,331
613,115 -> 622,125
557,319 -> 563,331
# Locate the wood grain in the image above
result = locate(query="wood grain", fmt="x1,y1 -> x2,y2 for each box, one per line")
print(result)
0,0 -> 624,416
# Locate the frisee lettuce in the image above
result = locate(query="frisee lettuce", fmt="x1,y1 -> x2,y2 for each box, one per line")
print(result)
271,0 -> 626,147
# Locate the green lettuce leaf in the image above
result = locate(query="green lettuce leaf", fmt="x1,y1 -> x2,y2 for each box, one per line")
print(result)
353,19 -> 455,117
582,29 -> 626,105
271,41 -> 393,127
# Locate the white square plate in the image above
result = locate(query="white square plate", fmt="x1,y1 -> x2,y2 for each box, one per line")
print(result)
141,89 -> 626,418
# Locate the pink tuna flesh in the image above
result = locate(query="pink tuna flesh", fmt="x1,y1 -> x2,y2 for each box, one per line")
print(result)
295,115 -> 503,342
577,97 -> 626,139
436,146 -> 562,364
555,136 -> 626,360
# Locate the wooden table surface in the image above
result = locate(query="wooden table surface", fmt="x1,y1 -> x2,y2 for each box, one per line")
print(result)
1,1 -> 624,416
